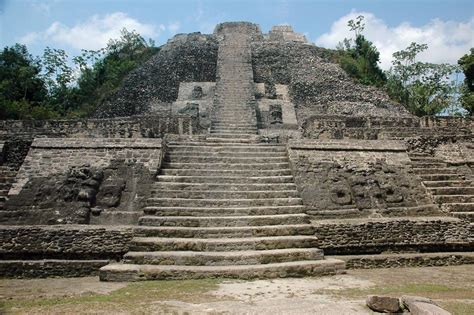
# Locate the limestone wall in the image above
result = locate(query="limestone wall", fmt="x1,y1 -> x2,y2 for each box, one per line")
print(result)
0,114 -> 199,141
302,115 -> 473,140
10,138 -> 163,196
2,138 -> 162,225
0,225 -> 133,259
288,139 -> 436,217
314,217 -> 472,254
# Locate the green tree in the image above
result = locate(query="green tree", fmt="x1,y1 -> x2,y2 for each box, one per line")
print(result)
0,44 -> 59,119
386,42 -> 460,116
458,48 -> 474,115
336,15 -> 386,86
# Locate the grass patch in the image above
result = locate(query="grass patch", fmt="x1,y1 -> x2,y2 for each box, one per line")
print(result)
1,279 -> 221,314
439,301 -> 474,315
324,283 -> 472,300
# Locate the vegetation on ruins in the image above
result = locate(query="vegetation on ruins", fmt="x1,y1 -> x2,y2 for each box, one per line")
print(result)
336,15 -> 387,87
386,42 -> 462,116
335,15 -> 467,117
0,29 -> 158,120
458,48 -> 474,115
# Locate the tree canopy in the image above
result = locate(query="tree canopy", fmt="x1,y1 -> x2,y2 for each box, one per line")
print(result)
0,29 -> 158,120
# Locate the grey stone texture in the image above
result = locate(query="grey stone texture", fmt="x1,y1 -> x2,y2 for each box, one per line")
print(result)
334,252 -> 474,269
0,114 -> 199,141
366,295 -> 401,313
0,260 -> 109,278
0,21 -> 472,279
251,41 -> 410,125
288,139 -> 435,217
0,225 -> 133,259
313,217 -> 471,254
402,296 -> 451,315
95,33 -> 218,118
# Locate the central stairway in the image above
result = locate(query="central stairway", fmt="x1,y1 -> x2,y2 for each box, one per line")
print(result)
99,22 -> 345,281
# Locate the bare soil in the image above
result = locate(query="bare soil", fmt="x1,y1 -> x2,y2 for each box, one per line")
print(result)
1,265 -> 472,314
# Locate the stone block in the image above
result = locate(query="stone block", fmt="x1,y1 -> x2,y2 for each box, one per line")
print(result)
366,295 -> 401,313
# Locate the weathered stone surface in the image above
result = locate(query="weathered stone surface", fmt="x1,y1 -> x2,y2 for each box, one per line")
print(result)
288,139 -> 436,217
313,217 -> 472,254
402,296 -> 451,315
0,225 -> 133,260
366,295 -> 401,313
95,33 -> 218,118
251,41 -> 410,125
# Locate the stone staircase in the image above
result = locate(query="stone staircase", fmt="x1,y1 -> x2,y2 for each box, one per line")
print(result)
209,23 -> 258,141
99,140 -> 344,281
409,152 -> 474,222
99,23 -> 344,281
0,165 -> 16,210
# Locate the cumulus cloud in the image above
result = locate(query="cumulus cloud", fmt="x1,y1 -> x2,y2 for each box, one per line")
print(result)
19,12 -> 163,50
315,11 -> 474,69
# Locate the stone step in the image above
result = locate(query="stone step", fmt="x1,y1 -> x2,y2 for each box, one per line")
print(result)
329,252 -> 474,269
213,121 -> 256,125
408,153 -> 432,157
167,151 -> 285,158
428,187 -> 474,195
167,141 -> 264,147
149,190 -> 300,199
89,211 -> 141,225
151,182 -> 297,191
146,197 -> 302,207
423,180 -> 472,188
156,175 -> 295,184
451,212 -> 474,222
162,161 -> 289,170
205,137 -> 257,144
212,123 -> 257,128
207,133 -> 258,139
124,248 -> 324,266
434,194 -> 474,204
164,155 -> 288,163
99,259 -> 346,281
160,168 -> 292,177
134,224 -> 315,238
143,205 -> 306,216
130,235 -> 319,252
410,162 -> 447,168
409,157 -> 444,162
138,214 -> 310,227
167,145 -> 284,153
210,129 -> 257,134
441,203 -> 474,212
412,168 -> 460,174
211,125 -> 257,130
420,174 -> 466,181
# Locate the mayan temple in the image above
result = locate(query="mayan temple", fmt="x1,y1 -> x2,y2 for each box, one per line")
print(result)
0,22 -> 472,281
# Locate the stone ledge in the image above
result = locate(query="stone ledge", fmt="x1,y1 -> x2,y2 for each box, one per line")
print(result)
328,252 -> 474,269
312,216 -> 472,254
0,225 -> 134,260
312,216 -> 463,225
31,138 -> 163,149
288,139 -> 406,152
0,259 -> 109,278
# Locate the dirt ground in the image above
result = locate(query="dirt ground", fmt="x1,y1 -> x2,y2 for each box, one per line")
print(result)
1,265 -> 473,314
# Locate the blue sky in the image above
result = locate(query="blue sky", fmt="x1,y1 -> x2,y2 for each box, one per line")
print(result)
1,0 -> 473,69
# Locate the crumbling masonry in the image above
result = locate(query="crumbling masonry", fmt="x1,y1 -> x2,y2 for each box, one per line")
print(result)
0,22 -> 472,279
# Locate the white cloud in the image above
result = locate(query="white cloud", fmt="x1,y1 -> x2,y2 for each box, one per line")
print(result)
168,21 -> 181,35
19,12 -> 161,50
315,11 -> 474,69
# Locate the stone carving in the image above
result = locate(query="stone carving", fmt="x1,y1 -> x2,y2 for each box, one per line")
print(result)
269,104 -> 283,124
191,86 -> 203,99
